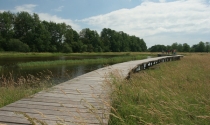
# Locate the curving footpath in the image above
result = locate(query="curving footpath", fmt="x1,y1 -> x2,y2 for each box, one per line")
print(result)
0,55 -> 183,125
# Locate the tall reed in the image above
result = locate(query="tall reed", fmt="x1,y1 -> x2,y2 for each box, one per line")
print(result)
109,53 -> 210,124
0,70 -> 53,107
17,55 -> 149,69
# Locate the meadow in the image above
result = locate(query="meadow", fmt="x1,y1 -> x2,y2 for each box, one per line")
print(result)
108,53 -> 210,124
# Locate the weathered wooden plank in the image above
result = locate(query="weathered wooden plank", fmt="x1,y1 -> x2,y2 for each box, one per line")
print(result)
1,103 -> 106,113
0,110 -> 108,124
21,96 -> 106,104
0,115 -> 31,124
0,107 -> 108,119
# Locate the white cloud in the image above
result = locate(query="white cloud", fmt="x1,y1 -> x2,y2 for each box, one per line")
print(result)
11,4 -> 80,31
39,13 -> 80,30
53,6 -> 64,12
159,0 -> 166,3
0,10 -> 5,12
14,4 -> 37,13
80,0 -> 210,47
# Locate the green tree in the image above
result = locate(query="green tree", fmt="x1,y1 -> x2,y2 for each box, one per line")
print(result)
0,11 -> 14,40
196,41 -> 205,52
62,43 -> 72,53
0,35 -> 5,51
100,28 -> 111,52
14,12 -> 34,42
149,45 -> 166,52
182,43 -> 190,52
79,28 -> 102,52
171,42 -> 178,50
190,44 -> 197,52
7,39 -> 30,52
177,43 -> 183,52
205,42 -> 210,53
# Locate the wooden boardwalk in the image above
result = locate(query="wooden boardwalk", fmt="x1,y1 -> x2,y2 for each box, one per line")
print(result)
0,55 -> 183,125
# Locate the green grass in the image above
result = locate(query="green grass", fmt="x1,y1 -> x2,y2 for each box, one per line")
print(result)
0,71 -> 53,108
0,52 -> 153,58
0,87 -> 42,107
17,54 -> 151,69
108,53 -> 210,125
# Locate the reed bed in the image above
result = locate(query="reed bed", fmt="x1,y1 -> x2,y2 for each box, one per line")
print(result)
17,55 -> 149,69
108,53 -> 210,124
0,52 -> 153,58
0,70 -> 53,107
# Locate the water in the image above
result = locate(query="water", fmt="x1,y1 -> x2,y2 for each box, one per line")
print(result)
0,55 -> 115,85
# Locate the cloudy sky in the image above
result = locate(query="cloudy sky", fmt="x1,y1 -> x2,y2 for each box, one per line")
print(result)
0,0 -> 210,47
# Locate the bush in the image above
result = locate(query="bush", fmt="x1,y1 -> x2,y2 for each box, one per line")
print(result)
7,39 -> 30,52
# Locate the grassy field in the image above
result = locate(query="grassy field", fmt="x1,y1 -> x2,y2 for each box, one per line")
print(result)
108,53 -> 210,125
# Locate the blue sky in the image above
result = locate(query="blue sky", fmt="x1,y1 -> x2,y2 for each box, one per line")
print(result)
0,0 -> 210,47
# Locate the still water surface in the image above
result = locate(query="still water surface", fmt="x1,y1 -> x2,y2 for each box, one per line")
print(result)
0,55 -> 116,84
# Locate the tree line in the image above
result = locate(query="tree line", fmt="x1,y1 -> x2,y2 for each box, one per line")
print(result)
148,41 -> 210,53
0,11 -> 147,52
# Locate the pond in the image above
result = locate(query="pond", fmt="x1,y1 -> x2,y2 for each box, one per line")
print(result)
0,55 -> 117,85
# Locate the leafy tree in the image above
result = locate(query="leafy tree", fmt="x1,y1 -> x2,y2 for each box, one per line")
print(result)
13,12 -> 34,42
166,45 -> 172,51
171,42 -> 178,50
7,39 -> 30,52
62,43 -> 72,53
35,23 -> 51,52
0,11 -> 15,41
148,45 -> 166,52
0,11 -> 149,53
140,39 -> 147,51
0,36 -> 5,51
196,41 -> 205,52
101,28 -> 111,52
205,42 -> 210,53
79,28 -> 102,52
191,44 -> 197,52
177,43 -> 183,52
182,43 -> 190,52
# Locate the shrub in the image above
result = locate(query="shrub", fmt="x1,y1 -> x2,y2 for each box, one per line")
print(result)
7,39 -> 30,52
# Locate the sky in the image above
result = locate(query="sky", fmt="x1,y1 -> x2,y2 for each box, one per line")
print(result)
0,0 -> 210,48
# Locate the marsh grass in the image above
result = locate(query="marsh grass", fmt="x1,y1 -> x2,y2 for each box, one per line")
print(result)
17,55 -> 149,69
109,53 -> 210,124
0,70 -> 53,107
0,52 -> 154,58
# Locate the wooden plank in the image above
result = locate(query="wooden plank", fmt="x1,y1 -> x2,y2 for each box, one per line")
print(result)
0,107 -> 107,119
0,115 -> 30,124
1,103 -> 105,113
0,110 -> 108,124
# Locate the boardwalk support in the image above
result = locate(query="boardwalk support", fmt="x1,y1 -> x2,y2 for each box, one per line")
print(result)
131,55 -> 183,75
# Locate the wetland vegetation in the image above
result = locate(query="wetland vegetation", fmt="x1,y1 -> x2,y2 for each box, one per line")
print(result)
108,53 -> 210,125
0,52 -> 153,108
